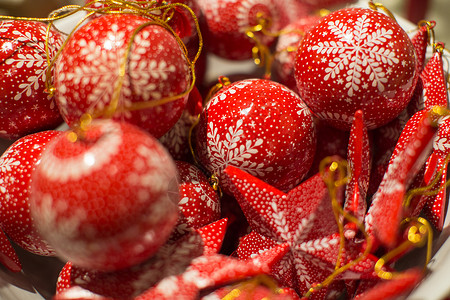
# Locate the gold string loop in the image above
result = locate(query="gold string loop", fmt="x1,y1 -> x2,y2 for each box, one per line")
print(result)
403,152 -> 450,208
374,217 -> 432,280
368,1 -> 397,22
1,0 -> 203,135
304,158 -> 373,298
209,174 -> 223,198
244,12 -> 306,79
204,76 -> 231,106
417,20 -> 436,47
187,114 -> 200,165
433,41 -> 446,54
221,275 -> 285,300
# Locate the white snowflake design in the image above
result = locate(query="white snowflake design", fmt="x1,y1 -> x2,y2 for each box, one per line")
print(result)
57,24 -> 183,118
0,21 -> 13,34
5,24 -> 62,101
267,201 -> 338,290
0,157 -> 20,172
206,80 -> 254,109
178,165 -> 220,212
206,119 -> 273,177
312,13 -> 399,98
434,116 -> 450,152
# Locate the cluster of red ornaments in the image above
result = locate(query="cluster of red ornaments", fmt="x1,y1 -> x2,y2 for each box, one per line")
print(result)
0,0 -> 448,299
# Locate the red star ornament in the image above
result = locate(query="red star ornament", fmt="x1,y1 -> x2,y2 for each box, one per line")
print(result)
134,243 -> 289,300
410,21 -> 435,73
418,115 -> 450,230
0,20 -> 64,140
344,110 -> 371,237
421,45 -> 448,110
224,165 -> 379,298
365,109 -> 439,249
201,278 -> 300,299
368,109 -> 410,196
353,268 -> 423,300
56,219 -> 228,299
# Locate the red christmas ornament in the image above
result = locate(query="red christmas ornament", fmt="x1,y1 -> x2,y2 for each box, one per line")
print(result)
206,282 -> 300,300
56,219 -> 228,299
295,8 -> 418,130
54,14 -> 191,138
420,115 -> 450,230
343,110 -> 371,238
0,20 -> 64,140
0,228 -> 21,272
365,110 -> 438,249
299,0 -> 357,11
410,21 -> 435,73
273,0 -> 310,28
353,268 -> 423,300
171,161 -> 221,239
197,0 -> 282,60
195,78 -> 316,195
0,130 -> 61,256
134,243 -> 289,299
29,120 -> 179,271
421,47 -> 448,110
224,166 -> 380,298
368,110 -> 410,196
273,15 -> 322,92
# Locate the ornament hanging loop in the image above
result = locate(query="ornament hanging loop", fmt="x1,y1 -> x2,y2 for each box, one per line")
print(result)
374,217 -> 433,280
204,76 -> 231,106
418,20 -> 436,47
209,174 -> 223,198
433,41 -> 446,54
368,1 -> 397,22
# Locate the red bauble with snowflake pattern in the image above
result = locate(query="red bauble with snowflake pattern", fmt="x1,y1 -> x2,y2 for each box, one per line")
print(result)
295,8 -> 418,130
273,15 -> 322,93
197,0 -> 282,60
54,14 -> 191,138
29,120 -> 179,271
0,20 -> 64,140
0,130 -> 61,256
195,78 -> 316,195
172,161 -> 221,239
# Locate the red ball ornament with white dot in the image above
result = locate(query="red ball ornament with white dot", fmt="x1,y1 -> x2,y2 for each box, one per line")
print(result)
0,130 -> 61,256
172,161 -> 221,239
272,15 -> 322,92
29,120 -> 179,271
54,13 -> 192,138
195,78 -> 316,195
197,0 -> 282,60
0,20 -> 64,140
295,8 -> 418,130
